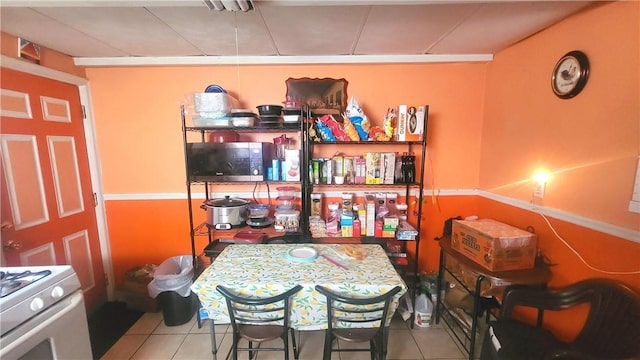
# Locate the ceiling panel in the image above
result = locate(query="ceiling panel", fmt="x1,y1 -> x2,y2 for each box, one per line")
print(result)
356,4 -> 481,55
0,1 -> 602,62
258,5 -> 369,55
0,7 -> 128,57
430,1 -> 595,54
149,7 -> 276,56
34,6 -> 201,56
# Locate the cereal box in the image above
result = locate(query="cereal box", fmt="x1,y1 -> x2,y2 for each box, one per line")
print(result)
396,105 -> 427,141
365,152 -> 381,184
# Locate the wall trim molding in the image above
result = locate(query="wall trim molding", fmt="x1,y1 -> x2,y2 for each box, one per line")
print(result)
103,188 -> 639,243
477,190 -> 640,244
1,55 -> 86,85
74,54 -> 493,67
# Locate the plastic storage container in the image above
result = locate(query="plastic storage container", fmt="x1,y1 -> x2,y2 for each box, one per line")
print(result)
147,255 -> 197,326
274,210 -> 300,232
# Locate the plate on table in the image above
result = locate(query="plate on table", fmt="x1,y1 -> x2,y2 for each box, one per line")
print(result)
286,246 -> 318,262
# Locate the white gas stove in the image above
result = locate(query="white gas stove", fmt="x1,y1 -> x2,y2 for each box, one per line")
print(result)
0,265 -> 92,359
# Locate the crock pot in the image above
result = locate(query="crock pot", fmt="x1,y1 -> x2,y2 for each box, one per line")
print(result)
201,196 -> 248,230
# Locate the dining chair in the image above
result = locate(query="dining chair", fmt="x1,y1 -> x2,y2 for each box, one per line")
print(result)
315,285 -> 403,360
479,278 -> 640,360
216,284 -> 303,360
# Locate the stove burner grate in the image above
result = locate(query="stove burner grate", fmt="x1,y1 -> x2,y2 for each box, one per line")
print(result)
0,270 -> 52,298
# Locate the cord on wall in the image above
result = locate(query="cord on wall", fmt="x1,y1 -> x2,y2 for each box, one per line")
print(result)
535,208 -> 640,275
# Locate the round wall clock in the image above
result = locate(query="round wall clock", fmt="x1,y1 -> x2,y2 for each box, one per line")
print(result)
551,50 -> 590,99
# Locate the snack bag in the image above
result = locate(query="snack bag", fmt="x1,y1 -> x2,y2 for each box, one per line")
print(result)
383,107 -> 396,140
368,126 -> 389,141
315,119 -> 336,142
350,116 -> 370,141
321,115 -> 350,142
342,117 -> 360,141
308,120 -> 323,143
342,244 -> 367,260
345,96 -> 365,118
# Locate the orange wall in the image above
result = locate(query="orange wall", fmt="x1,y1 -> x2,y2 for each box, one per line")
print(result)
85,62 -> 486,285
85,63 -> 485,194
86,1 -> 640,294
481,2 -> 640,231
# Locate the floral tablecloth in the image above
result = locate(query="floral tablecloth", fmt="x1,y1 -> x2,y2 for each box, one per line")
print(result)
191,243 -> 407,331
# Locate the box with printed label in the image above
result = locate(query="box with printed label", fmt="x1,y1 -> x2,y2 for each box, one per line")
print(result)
380,152 -> 396,184
365,152 -> 381,184
283,149 -> 300,181
365,194 -> 376,236
396,105 -> 427,141
451,219 -> 537,271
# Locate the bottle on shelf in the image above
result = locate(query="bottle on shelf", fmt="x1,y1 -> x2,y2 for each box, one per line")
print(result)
405,152 -> 416,183
326,202 -> 341,236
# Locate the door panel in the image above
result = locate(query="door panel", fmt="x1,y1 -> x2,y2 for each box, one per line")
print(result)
0,67 -> 106,312
1,135 -> 49,228
47,136 -> 84,217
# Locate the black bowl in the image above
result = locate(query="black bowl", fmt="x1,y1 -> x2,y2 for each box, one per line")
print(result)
256,105 -> 283,116
283,108 -> 303,116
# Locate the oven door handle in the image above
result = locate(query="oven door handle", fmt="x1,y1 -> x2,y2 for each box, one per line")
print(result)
0,291 -> 85,356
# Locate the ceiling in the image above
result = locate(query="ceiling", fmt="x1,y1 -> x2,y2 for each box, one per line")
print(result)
0,1 -> 600,65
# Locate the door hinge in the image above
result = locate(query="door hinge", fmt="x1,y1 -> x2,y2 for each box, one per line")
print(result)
81,105 -> 86,119
93,193 -> 98,207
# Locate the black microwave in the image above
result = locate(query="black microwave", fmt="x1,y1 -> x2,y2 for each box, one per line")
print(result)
187,142 -> 273,182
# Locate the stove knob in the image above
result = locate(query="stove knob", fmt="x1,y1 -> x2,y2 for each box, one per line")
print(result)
30,297 -> 44,312
51,286 -> 64,299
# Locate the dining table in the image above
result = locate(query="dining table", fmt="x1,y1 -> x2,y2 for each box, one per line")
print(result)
191,243 -> 408,331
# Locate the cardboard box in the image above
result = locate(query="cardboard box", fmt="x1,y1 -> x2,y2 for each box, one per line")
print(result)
397,105 -> 427,141
354,156 -> 366,184
380,152 -> 396,184
365,194 -> 376,236
283,149 -> 300,181
357,204 -> 367,235
365,152 -> 381,184
451,219 -> 537,271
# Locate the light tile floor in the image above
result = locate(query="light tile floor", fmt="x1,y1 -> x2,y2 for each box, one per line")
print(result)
101,312 -> 470,360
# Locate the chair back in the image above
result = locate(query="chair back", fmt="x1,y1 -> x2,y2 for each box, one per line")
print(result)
315,285 -> 402,331
570,279 -> 640,358
501,278 -> 640,359
216,284 -> 303,330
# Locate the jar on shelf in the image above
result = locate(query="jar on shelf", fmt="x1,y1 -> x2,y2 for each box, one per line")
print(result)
311,193 -> 323,218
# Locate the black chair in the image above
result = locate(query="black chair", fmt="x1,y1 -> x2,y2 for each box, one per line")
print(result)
315,285 -> 403,360
480,278 -> 640,360
216,284 -> 303,360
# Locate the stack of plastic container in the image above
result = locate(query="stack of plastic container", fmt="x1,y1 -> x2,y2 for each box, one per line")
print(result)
274,186 -> 300,232
182,85 -> 239,128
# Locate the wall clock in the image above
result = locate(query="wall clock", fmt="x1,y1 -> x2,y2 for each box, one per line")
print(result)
551,50 -> 590,99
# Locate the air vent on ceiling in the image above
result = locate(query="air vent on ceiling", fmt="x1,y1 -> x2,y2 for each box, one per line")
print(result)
203,0 -> 253,12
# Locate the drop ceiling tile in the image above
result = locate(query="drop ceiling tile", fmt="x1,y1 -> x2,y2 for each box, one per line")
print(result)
430,1 -> 595,54
149,7 -> 276,56
257,5 -> 368,55
355,3 -> 480,55
34,7 -> 201,56
0,7 -> 128,57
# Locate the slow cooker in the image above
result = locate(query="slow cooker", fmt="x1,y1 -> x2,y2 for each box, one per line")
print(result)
201,196 -> 248,230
